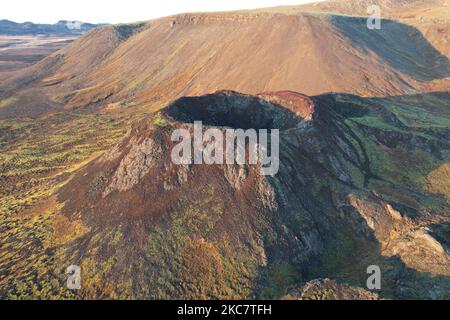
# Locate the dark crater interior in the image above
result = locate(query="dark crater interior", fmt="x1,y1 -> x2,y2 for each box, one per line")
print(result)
163,92 -> 302,130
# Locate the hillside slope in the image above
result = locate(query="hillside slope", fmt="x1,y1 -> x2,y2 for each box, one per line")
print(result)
302,0 -> 450,58
1,5 -> 449,119
1,90 -> 448,299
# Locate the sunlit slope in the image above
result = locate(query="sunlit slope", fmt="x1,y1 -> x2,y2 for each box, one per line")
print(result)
1,9 -> 449,119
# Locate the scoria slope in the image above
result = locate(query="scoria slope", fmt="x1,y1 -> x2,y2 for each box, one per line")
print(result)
1,90 -> 447,299
301,0 -> 450,59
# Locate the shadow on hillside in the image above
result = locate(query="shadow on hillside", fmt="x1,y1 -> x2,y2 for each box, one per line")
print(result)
258,90 -> 450,299
298,203 -> 450,299
329,15 -> 450,81
303,235 -> 450,299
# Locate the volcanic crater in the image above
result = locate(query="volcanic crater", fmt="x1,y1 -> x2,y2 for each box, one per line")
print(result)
163,90 -> 315,130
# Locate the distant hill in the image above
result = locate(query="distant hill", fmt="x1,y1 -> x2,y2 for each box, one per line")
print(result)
0,19 -> 105,35
2,5 -> 448,118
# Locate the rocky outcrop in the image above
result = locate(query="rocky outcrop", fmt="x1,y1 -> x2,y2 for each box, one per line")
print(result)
286,279 -> 379,300
56,91 -> 450,299
103,137 -> 162,196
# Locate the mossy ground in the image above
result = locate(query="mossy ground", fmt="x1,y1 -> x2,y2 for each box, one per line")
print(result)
0,109 -> 130,299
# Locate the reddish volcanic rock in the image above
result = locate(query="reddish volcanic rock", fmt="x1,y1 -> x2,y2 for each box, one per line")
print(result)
258,91 -> 315,120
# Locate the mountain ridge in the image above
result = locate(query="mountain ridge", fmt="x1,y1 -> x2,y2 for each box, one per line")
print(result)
0,19 -> 105,35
